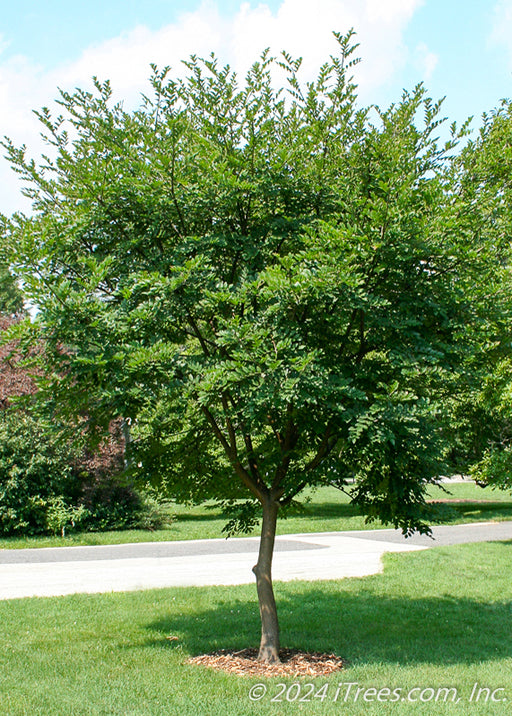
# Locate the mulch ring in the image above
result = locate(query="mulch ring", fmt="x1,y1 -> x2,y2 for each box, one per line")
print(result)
188,648 -> 346,677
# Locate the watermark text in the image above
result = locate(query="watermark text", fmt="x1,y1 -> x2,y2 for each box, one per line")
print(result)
248,681 -> 508,704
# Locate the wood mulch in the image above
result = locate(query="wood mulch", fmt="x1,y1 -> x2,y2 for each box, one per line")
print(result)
188,648 -> 346,677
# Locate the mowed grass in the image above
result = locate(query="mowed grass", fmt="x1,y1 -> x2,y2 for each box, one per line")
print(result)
1,481 -> 512,549
1,541 -> 512,715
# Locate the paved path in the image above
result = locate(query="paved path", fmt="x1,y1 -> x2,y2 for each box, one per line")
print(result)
0,521 -> 510,600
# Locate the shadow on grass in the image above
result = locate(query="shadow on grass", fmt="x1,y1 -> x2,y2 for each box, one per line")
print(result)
173,512 -> 228,523
430,502 -> 512,524
285,500 -> 512,524
172,499 -> 512,526
285,503 -> 361,520
145,583 -> 512,667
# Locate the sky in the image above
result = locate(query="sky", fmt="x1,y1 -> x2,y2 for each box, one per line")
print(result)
1,0 -> 511,216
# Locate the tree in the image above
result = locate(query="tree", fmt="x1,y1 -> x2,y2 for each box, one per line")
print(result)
442,100 -> 512,486
2,33 -> 504,661
0,316 -> 158,536
0,267 -> 23,316
0,216 -> 24,317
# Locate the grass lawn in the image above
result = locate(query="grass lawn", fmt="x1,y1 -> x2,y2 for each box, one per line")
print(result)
1,481 -> 511,550
1,540 -> 511,715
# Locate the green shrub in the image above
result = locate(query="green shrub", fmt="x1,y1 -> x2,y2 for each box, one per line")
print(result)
470,445 -> 512,490
131,494 -> 175,531
77,471 -> 144,531
0,408 -> 167,536
45,496 -> 89,536
0,409 -> 77,535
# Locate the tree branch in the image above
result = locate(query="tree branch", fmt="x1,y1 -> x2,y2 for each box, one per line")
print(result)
272,406 -> 298,490
224,391 -> 265,489
186,310 -> 211,357
305,425 -> 338,471
201,404 -> 264,501
279,480 -> 308,507
221,392 -> 237,453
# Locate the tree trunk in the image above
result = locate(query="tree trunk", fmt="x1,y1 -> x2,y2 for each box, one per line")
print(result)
121,418 -> 132,470
252,494 -> 280,663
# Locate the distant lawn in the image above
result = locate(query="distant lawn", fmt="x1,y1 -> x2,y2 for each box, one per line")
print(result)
1,481 -> 511,550
1,541 -> 511,715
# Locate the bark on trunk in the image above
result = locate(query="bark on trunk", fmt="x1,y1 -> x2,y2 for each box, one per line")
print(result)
253,495 -> 280,663
121,418 -> 132,470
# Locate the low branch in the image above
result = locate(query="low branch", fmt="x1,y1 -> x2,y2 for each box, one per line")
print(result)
201,404 -> 264,502
279,480 -> 308,507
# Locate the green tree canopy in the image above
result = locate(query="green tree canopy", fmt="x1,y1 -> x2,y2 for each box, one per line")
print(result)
0,216 -> 24,317
2,32 -> 508,662
443,100 -> 512,485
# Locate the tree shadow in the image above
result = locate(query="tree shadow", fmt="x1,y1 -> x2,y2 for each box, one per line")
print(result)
172,512 -> 228,523
143,580 -> 512,667
285,500 -> 512,524
286,502 -> 362,520
172,499 -> 512,527
429,501 -> 512,524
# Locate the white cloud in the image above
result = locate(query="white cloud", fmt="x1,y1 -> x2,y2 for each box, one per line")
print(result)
490,0 -> 512,66
0,0 -> 426,216
414,41 -> 438,81
0,52 -> 50,215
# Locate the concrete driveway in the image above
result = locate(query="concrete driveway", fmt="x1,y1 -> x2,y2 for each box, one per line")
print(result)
0,521 -> 510,600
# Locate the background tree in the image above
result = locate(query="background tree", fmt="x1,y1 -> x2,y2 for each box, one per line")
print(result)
2,33 -> 505,662
0,314 -> 162,536
442,100 -> 512,487
0,300 -> 162,537
0,216 -> 24,317
0,267 -> 23,316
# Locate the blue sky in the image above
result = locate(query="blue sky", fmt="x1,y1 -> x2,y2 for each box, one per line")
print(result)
1,0 -> 511,215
